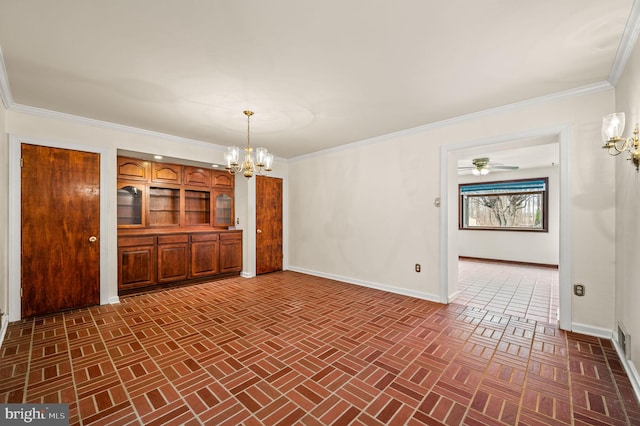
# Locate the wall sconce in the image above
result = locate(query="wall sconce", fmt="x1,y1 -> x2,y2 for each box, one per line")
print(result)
602,112 -> 640,172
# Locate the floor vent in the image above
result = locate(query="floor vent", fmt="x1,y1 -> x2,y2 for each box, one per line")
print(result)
618,322 -> 631,360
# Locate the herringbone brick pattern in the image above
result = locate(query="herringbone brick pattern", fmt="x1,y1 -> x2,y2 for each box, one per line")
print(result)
1,271 -> 638,425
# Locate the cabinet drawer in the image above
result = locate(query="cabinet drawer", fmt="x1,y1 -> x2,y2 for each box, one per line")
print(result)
191,233 -> 219,242
220,232 -> 242,241
119,236 -> 155,247
158,234 -> 189,244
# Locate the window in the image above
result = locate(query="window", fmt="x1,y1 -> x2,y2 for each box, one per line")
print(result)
459,178 -> 548,232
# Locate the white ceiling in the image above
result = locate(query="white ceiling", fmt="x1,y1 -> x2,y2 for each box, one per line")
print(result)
0,1 -> 635,160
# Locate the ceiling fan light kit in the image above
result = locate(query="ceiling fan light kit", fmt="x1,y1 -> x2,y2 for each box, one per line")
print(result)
459,157 -> 519,176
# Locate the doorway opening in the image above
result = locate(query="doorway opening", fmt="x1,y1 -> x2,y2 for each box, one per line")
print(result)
440,127 -> 571,330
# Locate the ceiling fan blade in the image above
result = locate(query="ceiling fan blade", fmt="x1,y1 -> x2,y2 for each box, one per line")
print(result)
489,165 -> 519,170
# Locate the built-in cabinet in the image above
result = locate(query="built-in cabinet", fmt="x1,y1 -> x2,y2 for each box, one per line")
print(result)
117,156 -> 241,293
118,230 -> 242,292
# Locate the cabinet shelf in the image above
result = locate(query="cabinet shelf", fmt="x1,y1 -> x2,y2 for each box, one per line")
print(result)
117,182 -> 145,228
117,157 -> 233,230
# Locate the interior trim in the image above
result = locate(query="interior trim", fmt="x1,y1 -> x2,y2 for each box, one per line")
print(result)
440,124 -> 572,330
290,82 -> 611,163
288,266 -> 441,304
8,135 -> 111,321
612,332 -> 640,404
459,256 -> 559,269
608,0 -> 640,86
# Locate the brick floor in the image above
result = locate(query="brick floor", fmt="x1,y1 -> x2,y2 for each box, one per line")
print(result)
1,271 -> 638,425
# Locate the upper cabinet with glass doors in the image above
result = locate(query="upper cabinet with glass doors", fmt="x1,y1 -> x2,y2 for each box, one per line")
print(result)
116,156 -> 234,229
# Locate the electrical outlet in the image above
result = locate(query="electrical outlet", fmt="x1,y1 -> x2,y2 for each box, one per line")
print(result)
574,284 -> 585,296
415,264 -> 421,273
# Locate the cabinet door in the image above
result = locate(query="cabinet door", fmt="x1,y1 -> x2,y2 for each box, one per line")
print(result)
117,181 -> 146,227
157,235 -> 189,283
184,167 -> 211,187
190,233 -> 219,277
212,171 -> 234,189
152,163 -> 183,184
214,190 -> 234,227
220,232 -> 242,273
118,236 -> 156,290
118,157 -> 149,181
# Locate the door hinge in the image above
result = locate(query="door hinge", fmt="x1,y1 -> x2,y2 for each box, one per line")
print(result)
20,158 -> 23,167
20,287 -> 23,297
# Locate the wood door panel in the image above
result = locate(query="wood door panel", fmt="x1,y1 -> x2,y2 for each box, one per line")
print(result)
21,144 -> 100,317
256,176 -> 283,275
220,240 -> 242,273
119,245 -> 156,288
152,163 -> 183,184
157,242 -> 189,282
117,157 -> 149,181
184,166 -> 211,187
191,240 -> 219,277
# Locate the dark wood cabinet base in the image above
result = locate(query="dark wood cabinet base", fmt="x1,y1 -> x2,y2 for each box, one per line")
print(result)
118,229 -> 242,294
118,271 -> 241,296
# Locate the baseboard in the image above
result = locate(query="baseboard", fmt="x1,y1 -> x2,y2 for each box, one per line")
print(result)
0,313 -> 8,349
571,322 -> 614,339
287,266 -> 441,303
241,271 -> 254,278
459,256 -> 558,269
447,290 -> 460,303
612,333 -> 640,404
108,296 -> 120,304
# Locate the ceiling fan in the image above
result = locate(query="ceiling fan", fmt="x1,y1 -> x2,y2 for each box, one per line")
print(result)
458,157 -> 519,175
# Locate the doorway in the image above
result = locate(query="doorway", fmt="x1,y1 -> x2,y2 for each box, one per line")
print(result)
20,144 -> 101,317
440,127 -> 571,330
255,176 -> 283,274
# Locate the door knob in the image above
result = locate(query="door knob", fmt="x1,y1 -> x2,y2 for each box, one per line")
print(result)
256,229 -> 262,234
89,236 -> 97,243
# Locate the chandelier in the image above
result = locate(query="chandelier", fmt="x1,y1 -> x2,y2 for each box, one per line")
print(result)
225,110 -> 273,178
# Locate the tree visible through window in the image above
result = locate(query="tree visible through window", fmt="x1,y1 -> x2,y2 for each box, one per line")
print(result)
459,178 -> 548,231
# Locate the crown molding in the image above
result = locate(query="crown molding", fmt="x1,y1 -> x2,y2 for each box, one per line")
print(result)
9,102 -> 229,151
0,46 -> 14,109
609,0 -> 640,86
290,81 -> 613,163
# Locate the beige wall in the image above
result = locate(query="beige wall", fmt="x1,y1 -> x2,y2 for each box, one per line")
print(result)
613,34 -> 640,384
288,90 -> 617,332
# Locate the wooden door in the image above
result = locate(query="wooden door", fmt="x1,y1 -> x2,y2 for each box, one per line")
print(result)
256,176 -> 283,274
21,144 -> 100,317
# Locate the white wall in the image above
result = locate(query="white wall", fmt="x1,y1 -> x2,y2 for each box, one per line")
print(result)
457,165 -> 560,265
288,89 -> 617,332
613,31 -> 640,392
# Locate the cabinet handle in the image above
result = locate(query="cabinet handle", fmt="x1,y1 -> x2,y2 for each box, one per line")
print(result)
89,236 -> 98,243
256,229 -> 262,234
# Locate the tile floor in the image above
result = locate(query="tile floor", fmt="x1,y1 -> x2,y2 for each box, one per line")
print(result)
457,258 -> 559,324
1,271 -> 639,425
